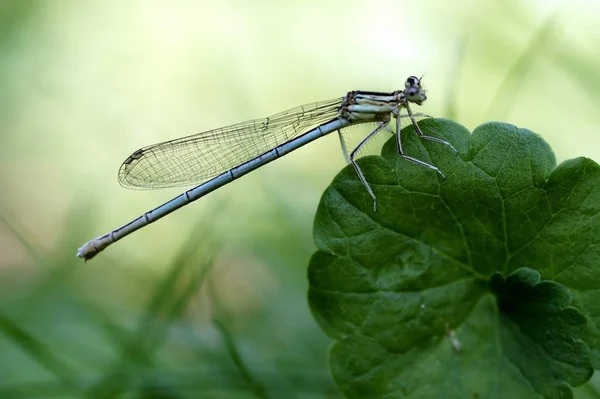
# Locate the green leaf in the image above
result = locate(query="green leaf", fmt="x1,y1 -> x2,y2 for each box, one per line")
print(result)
308,119 -> 600,398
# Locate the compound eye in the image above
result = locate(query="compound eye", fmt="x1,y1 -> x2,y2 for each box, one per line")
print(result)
406,87 -> 418,96
405,76 -> 420,88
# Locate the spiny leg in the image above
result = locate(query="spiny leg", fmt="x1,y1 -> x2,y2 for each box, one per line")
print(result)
348,121 -> 389,212
395,107 -> 403,154
405,103 -> 458,153
393,105 -> 447,180
337,130 -> 351,164
399,154 -> 446,179
386,114 -> 423,145
338,129 -> 376,208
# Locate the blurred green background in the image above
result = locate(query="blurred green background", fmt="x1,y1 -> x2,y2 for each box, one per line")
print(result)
1,0 -> 599,397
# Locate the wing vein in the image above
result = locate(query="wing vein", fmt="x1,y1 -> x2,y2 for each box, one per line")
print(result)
118,98 -> 343,189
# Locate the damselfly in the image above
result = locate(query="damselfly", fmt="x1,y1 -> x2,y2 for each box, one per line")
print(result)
77,76 -> 456,260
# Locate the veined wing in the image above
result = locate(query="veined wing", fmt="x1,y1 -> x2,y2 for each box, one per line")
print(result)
118,98 -> 343,189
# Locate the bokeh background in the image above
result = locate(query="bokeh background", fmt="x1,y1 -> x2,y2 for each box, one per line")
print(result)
1,0 -> 599,397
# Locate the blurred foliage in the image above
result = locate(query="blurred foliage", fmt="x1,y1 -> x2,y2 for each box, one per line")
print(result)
0,0 -> 599,398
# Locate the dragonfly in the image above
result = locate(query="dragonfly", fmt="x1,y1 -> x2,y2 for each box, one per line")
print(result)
77,76 -> 456,260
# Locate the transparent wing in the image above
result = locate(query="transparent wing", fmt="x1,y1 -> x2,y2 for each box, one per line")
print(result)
119,98 -> 343,189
